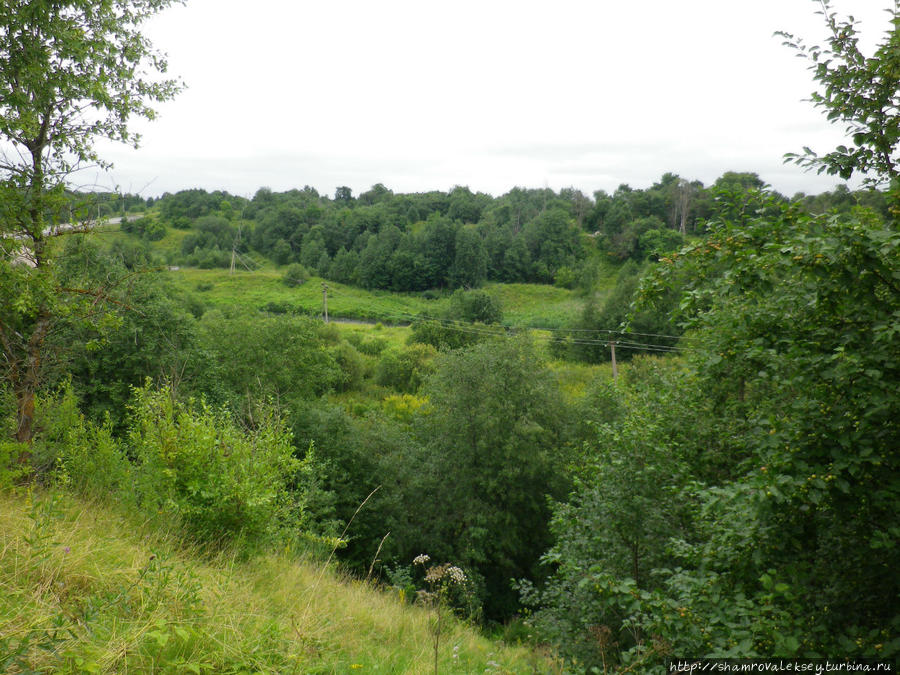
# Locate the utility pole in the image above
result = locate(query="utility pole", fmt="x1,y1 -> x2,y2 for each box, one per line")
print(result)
609,340 -> 618,383
230,219 -> 242,275
322,282 -> 329,323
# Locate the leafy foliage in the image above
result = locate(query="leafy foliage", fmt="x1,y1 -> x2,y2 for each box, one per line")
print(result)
779,1 -> 900,184
49,236 -> 197,429
523,359 -> 709,668
404,338 -> 573,619
374,343 -> 438,393
0,0 -> 183,443
129,384 -> 300,548
446,288 -> 503,325
190,311 -> 342,410
281,262 -> 309,287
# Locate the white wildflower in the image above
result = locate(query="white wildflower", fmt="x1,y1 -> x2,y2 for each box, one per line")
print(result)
413,553 -> 430,565
446,566 -> 467,585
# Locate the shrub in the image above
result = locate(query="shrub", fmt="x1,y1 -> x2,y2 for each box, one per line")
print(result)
345,332 -> 389,356
0,440 -> 29,488
408,319 -> 496,351
382,393 -> 428,425
552,265 -> 578,289
330,341 -> 366,392
638,227 -> 685,259
446,288 -> 502,324
282,262 -> 309,287
375,343 -> 438,393
128,384 -> 299,549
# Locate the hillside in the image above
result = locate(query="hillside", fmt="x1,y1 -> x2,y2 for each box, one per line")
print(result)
0,489 -> 554,674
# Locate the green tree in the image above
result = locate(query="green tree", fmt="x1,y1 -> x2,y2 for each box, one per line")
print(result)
501,235 -> 532,282
779,1 -> 900,185
526,359 -> 701,669
629,191 -> 900,660
0,0 -> 183,444
51,237 -> 197,430
446,288 -> 503,325
191,312 -> 342,412
407,338 -> 572,619
281,262 -> 309,287
449,227 -> 488,288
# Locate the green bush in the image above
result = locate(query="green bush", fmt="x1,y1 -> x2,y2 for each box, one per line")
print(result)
330,341 -> 366,392
375,343 -> 438,393
128,384 -> 299,549
408,318 -> 497,351
2,383 -> 131,497
0,440 -> 29,488
121,215 -> 166,241
638,227 -> 685,259
346,332 -> 388,356
446,288 -> 503,324
282,262 -> 309,287
192,312 -> 342,409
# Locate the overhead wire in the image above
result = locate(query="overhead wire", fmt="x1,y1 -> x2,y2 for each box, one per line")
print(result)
301,287 -> 689,353
357,310 -> 688,354
364,308 -> 688,351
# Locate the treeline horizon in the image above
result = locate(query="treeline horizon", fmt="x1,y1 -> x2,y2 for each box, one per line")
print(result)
82,170 -> 890,292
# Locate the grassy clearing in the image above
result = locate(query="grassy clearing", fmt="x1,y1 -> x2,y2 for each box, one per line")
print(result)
547,359 -> 615,402
176,268 -> 451,323
330,320 -> 412,344
484,283 -> 585,329
93,225 -> 631,330
170,267 -> 592,329
0,489 -> 557,674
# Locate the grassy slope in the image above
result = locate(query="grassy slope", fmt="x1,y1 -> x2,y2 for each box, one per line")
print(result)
0,490 -> 555,674
94,217 -> 630,332
178,267 -> 451,324
485,283 -> 584,329
175,268 -> 590,330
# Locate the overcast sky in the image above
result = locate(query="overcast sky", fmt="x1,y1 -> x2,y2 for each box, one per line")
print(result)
94,0 -> 894,200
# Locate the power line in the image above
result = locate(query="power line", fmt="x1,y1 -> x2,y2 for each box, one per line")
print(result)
372,309 -> 690,348
252,277 -> 693,355
260,294 -> 687,354
367,311 -> 688,354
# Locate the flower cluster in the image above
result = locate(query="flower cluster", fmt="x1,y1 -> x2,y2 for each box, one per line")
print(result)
414,554 -> 467,587
446,566 -> 466,585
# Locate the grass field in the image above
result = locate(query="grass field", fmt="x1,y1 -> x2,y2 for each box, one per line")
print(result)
176,268 -> 452,323
171,267 -> 592,330
0,489 -> 557,674
483,283 -> 585,329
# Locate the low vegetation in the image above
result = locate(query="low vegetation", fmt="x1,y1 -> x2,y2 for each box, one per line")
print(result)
0,490 -> 550,674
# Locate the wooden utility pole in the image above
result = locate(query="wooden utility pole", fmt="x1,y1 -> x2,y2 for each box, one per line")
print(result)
610,340 -> 618,383
322,282 -> 329,323
230,220 -> 242,275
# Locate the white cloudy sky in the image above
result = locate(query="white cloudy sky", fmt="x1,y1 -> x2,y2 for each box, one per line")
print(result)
95,0 -> 895,199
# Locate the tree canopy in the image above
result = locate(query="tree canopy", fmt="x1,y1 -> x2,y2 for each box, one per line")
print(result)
0,0 -> 183,444
779,0 -> 900,185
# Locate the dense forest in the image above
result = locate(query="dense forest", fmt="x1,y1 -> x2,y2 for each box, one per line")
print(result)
105,172 -> 890,284
2,0 -> 899,672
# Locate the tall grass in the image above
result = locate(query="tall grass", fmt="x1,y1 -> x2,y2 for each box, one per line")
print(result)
0,490 -> 557,673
